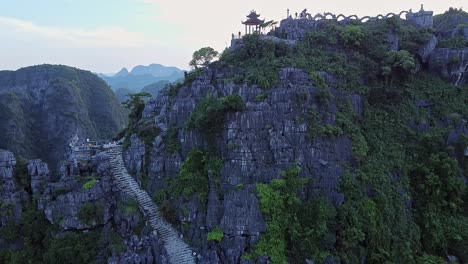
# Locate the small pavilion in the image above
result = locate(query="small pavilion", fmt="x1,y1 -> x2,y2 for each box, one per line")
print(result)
242,10 -> 264,34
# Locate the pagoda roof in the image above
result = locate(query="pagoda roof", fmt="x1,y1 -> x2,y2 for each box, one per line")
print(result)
242,10 -> 264,25
246,10 -> 260,18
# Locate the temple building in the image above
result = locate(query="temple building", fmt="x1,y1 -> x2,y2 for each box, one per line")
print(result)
406,4 -> 434,28
242,10 -> 264,34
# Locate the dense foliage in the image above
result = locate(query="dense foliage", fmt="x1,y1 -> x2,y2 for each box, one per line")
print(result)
207,226 -> 224,242
190,47 -> 219,69
217,15 -> 468,264
171,148 -> 223,205
185,94 -> 245,136
250,166 -> 336,263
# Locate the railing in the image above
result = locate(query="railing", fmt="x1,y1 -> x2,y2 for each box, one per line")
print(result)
294,10 -> 414,23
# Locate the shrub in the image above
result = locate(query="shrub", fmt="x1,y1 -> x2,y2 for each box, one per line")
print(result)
82,178 -> 97,190
42,231 -> 100,264
78,202 -> 103,225
340,25 -> 364,46
438,36 -> 468,48
173,148 -> 223,206
381,50 -> 416,82
207,226 -> 224,242
118,199 -> 139,215
185,94 -> 245,136
160,200 -> 179,225
410,152 -> 466,253
108,233 -> 126,255
252,166 -> 334,263
163,127 -> 181,154
122,92 -> 151,121
136,122 -> 161,147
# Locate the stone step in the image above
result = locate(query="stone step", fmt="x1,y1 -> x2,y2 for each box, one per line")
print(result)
107,148 -> 195,264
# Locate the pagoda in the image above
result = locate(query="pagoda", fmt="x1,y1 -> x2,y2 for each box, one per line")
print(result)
242,10 -> 264,34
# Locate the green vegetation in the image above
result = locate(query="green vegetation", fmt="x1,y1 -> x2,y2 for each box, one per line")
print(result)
185,94 -> 245,136
252,166 -> 336,263
122,92 -> 152,123
340,25 -> 365,46
81,178 -> 97,190
163,127 -> 181,154
0,145 -> 133,264
190,47 -> 219,69
0,200 -> 127,264
438,36 -> 468,48
108,12 -> 468,264
77,202 -> 103,225
172,148 -> 223,205
118,199 -> 139,215
136,122 -> 161,147
107,233 -> 126,255
381,50 -> 416,83
220,19 -> 427,93
121,92 -> 155,150
411,153 -> 465,253
42,231 -> 100,264
207,226 -> 224,242
219,16 -> 468,263
335,75 -> 468,263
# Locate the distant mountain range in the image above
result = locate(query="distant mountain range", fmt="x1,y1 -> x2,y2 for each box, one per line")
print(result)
98,64 -> 184,93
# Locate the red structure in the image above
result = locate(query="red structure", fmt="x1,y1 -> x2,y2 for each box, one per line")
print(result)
242,10 -> 264,34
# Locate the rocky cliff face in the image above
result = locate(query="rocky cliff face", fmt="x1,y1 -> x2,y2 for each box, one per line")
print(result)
122,67 -> 362,263
0,148 -> 172,263
0,150 -> 28,251
0,150 -> 25,226
429,48 -> 468,86
0,65 -> 127,171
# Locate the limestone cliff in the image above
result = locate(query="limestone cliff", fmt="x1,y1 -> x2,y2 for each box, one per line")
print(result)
0,65 -> 127,170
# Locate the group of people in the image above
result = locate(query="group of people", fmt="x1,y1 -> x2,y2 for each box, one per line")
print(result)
231,31 -> 243,39
287,8 -> 309,19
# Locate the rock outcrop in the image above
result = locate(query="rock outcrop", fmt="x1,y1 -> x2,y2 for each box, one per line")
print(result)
0,150 -> 28,251
0,150 -> 24,225
429,48 -> 468,86
125,67 -> 360,262
0,65 -> 126,171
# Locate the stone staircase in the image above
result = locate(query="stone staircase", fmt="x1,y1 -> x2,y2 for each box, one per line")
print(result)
108,147 -> 195,264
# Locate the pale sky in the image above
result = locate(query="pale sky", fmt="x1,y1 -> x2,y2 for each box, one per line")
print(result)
0,0 -> 465,73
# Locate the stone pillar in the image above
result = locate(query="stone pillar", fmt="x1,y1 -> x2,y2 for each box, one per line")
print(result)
406,5 -> 434,28
28,159 -> 50,197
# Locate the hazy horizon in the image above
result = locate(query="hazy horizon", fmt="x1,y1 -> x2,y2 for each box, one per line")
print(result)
1,0 -> 466,73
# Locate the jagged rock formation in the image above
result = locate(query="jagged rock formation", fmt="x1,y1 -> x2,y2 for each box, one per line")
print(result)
429,48 -> 468,86
0,148 -> 173,263
0,150 -> 25,226
0,150 -> 28,252
0,65 -> 126,170
272,8 -> 468,86
1,7 -> 468,264
109,147 -> 195,264
122,67 -> 362,262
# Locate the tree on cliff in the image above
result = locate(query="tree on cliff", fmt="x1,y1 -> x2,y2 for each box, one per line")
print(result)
122,92 -> 151,121
189,47 -> 218,69
381,50 -> 416,83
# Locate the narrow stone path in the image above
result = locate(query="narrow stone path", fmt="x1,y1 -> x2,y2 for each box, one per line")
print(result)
108,146 -> 195,264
